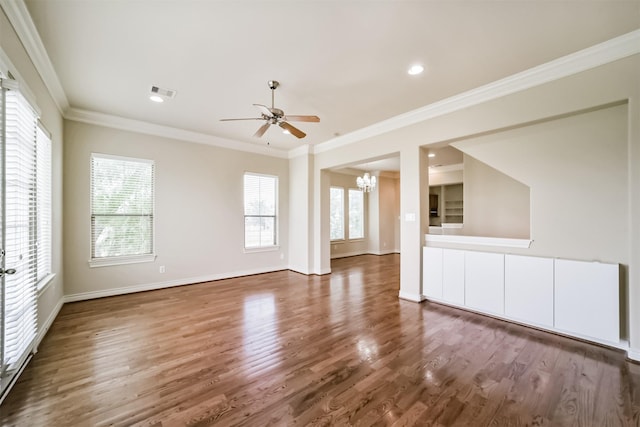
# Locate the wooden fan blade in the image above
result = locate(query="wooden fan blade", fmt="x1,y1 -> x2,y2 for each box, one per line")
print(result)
279,121 -> 306,139
220,118 -> 264,121
254,122 -> 271,138
283,115 -> 320,123
253,104 -> 273,117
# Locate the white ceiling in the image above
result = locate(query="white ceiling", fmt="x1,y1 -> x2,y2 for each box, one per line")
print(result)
21,0 -> 640,159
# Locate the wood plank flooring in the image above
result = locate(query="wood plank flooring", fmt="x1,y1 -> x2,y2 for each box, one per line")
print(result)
2,254 -> 639,426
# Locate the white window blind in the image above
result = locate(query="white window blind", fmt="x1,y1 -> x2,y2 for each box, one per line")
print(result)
348,189 -> 364,239
244,173 -> 277,248
330,187 -> 344,240
2,84 -> 39,373
90,154 -> 154,261
36,126 -> 52,284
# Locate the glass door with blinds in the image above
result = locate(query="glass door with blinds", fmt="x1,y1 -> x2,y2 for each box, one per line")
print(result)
0,78 -> 51,398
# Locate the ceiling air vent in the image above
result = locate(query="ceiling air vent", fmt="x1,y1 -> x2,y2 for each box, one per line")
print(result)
150,85 -> 177,100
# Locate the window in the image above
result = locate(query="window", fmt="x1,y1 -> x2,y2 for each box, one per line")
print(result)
348,189 -> 364,239
330,187 -> 345,240
90,154 -> 155,265
1,79 -> 52,380
244,173 -> 277,249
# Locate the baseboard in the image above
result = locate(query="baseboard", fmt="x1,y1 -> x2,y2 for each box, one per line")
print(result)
331,250 -> 367,259
288,265 -> 311,275
34,296 -> 64,351
331,250 -> 399,259
313,267 -> 332,275
64,265 -> 289,302
398,290 -> 426,303
368,249 -> 400,256
628,348 -> 640,362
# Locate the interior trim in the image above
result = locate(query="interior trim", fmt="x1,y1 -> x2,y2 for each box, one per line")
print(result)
425,234 -> 533,249
398,291 -> 426,303
64,265 -> 290,302
65,108 -> 290,158
0,0 -> 69,112
628,348 -> 640,362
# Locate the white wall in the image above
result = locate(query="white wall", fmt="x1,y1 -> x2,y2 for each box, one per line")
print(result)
461,154 -> 530,239
288,153 -> 313,274
1,8 -> 64,344
454,103 -> 627,261
63,120 -> 289,299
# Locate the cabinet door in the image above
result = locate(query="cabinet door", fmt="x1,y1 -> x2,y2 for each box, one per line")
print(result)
442,249 -> 465,305
505,255 -> 553,327
465,251 -> 504,315
554,259 -> 619,343
423,247 -> 443,299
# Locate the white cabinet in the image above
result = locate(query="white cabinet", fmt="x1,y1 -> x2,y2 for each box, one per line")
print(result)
442,249 -> 465,305
505,255 -> 554,328
422,247 -> 443,299
465,251 -> 504,315
421,246 -> 620,347
554,259 -> 619,343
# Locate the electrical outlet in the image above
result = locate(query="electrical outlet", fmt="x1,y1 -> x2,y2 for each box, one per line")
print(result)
159,265 -> 165,274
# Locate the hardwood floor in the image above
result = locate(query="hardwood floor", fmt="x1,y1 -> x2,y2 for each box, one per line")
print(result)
2,254 -> 639,426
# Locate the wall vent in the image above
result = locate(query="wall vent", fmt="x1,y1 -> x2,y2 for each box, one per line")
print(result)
150,85 -> 177,99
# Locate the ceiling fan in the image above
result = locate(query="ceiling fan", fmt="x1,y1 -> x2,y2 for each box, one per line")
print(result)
220,80 -> 319,139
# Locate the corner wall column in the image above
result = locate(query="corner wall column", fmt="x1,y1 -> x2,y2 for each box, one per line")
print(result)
398,146 -> 429,302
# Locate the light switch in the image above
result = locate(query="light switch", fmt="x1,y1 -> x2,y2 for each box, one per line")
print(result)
405,213 -> 416,222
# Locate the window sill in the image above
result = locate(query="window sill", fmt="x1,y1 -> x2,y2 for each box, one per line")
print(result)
37,273 -> 57,296
244,245 -> 280,254
89,254 -> 156,268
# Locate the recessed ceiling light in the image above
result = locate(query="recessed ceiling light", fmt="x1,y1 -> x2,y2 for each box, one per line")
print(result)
408,64 -> 424,75
428,153 -> 435,158
282,129 -> 291,134
149,95 -> 164,103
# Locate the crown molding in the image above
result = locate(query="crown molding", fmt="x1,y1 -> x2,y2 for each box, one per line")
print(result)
65,108 -> 289,158
0,0 -> 69,113
313,29 -> 640,154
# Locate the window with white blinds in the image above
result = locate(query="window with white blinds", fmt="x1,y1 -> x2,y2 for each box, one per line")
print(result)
348,189 -> 364,239
330,187 -> 345,240
244,173 -> 277,249
90,154 -> 155,265
1,82 -> 50,375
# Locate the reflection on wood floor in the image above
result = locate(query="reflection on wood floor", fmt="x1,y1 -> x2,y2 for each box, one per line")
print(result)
2,254 -> 639,426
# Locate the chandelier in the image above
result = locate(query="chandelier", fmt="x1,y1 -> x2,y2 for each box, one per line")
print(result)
356,172 -> 377,192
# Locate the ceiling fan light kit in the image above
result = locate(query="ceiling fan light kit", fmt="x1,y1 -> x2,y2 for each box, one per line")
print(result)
220,80 -> 320,140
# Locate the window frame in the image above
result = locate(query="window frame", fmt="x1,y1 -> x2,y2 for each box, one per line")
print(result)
330,186 -> 345,241
36,124 -> 54,293
243,172 -> 278,251
89,153 -> 156,268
